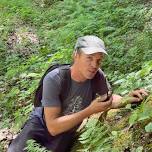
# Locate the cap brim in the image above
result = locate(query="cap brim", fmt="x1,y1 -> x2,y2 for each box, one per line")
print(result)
81,47 -> 107,55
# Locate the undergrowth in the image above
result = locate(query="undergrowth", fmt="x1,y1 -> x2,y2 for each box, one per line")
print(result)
25,139 -> 51,152
71,93 -> 152,152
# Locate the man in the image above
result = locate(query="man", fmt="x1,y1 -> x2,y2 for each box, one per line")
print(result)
8,35 -> 148,152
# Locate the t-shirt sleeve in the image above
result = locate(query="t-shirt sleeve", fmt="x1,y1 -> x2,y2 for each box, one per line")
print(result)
96,68 -> 112,95
41,74 -> 61,107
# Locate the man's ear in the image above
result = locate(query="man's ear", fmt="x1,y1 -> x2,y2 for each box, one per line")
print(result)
73,51 -> 78,58
74,51 -> 77,57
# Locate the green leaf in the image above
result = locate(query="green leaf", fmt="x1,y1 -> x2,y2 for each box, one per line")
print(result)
26,73 -> 40,78
129,111 -> 138,125
8,87 -> 20,97
111,131 -> 118,137
135,146 -> 143,152
138,115 -> 150,121
145,122 -> 152,132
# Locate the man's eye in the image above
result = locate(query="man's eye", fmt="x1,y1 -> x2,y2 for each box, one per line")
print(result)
87,56 -> 92,60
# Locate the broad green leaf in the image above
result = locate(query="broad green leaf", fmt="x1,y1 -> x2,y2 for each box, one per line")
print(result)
145,122 -> 152,132
135,146 -> 143,152
129,112 -> 138,125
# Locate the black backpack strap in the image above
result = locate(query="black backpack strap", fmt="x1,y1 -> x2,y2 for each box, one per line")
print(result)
59,65 -> 71,102
91,70 -> 109,100
34,64 -> 70,107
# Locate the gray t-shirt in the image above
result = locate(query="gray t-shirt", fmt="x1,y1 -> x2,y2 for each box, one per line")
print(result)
41,68 -> 92,115
30,67 -> 110,120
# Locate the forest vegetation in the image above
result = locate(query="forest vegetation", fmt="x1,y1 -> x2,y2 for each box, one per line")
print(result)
0,0 -> 152,151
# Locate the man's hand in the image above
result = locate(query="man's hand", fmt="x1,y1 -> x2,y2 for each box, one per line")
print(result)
88,96 -> 112,114
128,88 -> 149,103
111,89 -> 149,109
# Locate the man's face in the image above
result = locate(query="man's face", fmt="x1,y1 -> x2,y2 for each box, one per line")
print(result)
75,51 -> 104,80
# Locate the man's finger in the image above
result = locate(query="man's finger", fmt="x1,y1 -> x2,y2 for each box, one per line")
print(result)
100,96 -> 113,107
130,97 -> 141,103
132,91 -> 143,100
138,89 -> 149,96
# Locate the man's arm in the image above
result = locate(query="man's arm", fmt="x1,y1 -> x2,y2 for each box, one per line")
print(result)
44,97 -> 112,136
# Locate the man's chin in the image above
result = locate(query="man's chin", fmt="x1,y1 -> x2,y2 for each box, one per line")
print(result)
86,74 -> 96,79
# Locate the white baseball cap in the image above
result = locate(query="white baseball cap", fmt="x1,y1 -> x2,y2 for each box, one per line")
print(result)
74,35 -> 107,55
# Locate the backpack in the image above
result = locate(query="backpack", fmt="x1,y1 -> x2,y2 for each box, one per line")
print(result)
34,64 -> 109,107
